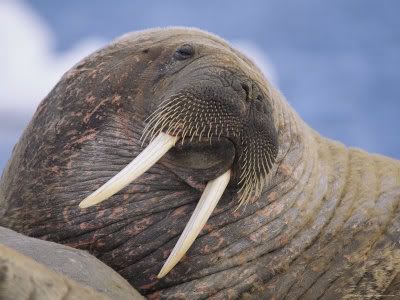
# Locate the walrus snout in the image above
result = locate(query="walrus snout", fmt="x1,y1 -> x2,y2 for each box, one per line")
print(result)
145,67 -> 278,201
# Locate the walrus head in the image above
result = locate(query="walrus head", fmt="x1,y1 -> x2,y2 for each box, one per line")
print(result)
141,40 -> 279,203
77,28 -> 278,276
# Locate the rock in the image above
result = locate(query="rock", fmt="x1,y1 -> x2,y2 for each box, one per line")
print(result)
0,226 -> 144,300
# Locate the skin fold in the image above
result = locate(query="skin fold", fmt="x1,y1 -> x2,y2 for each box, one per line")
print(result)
0,28 -> 399,299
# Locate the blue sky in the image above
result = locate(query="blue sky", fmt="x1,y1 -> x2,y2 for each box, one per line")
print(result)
1,0 -> 399,172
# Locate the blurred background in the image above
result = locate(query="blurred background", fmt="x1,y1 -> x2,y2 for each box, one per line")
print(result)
1,0 -> 399,172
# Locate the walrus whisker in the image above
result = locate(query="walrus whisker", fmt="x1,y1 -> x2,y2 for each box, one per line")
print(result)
141,89 -> 276,208
79,132 -> 178,208
141,95 -> 186,143
157,169 -> 231,278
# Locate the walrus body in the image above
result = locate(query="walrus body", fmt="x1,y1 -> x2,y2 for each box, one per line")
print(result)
1,28 -> 399,299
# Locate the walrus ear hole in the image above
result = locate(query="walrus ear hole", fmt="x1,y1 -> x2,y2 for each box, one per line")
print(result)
174,44 -> 195,60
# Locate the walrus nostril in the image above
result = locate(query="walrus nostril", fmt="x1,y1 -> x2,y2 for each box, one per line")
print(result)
241,83 -> 250,100
241,82 -> 252,101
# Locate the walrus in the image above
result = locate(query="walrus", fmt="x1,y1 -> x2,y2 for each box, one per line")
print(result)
1,27 -> 399,299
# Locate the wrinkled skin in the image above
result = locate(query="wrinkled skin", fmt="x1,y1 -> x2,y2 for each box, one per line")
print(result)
1,28 -> 400,299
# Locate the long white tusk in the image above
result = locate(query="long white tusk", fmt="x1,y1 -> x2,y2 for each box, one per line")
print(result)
157,169 -> 231,278
79,132 -> 178,208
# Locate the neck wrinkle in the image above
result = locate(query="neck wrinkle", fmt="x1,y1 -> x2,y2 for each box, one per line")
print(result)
228,98 -> 351,297
266,96 -> 327,241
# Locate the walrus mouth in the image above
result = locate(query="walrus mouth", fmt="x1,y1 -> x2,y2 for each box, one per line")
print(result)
79,132 -> 231,278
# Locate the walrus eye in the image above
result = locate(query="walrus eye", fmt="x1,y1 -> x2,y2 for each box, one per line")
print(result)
174,44 -> 195,60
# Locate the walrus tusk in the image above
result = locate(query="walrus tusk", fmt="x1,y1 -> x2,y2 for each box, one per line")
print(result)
157,169 -> 231,278
79,131 -> 231,277
79,132 -> 178,208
